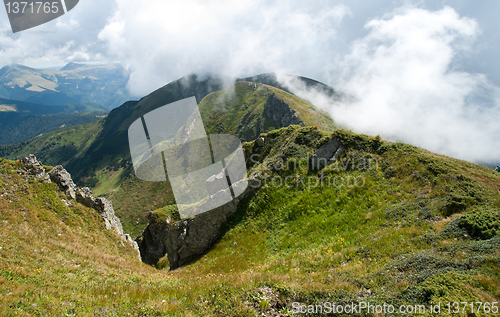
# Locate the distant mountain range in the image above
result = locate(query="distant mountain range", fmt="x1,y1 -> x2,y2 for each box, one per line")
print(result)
0,97 -> 106,114
0,62 -> 133,109
0,62 -> 135,144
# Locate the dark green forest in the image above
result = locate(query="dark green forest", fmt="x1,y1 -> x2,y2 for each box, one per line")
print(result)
0,111 -> 106,145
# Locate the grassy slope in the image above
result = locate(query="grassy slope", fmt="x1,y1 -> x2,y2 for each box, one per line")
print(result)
110,82 -> 336,238
1,125 -> 499,316
0,158 -> 157,316
154,126 -> 500,316
0,76 -> 337,239
199,81 -> 335,140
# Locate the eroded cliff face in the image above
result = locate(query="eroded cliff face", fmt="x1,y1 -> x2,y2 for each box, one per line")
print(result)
264,93 -> 303,128
137,197 -> 239,270
136,179 -> 259,270
20,154 -> 139,251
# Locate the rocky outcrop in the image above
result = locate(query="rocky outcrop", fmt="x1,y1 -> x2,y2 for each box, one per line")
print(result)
264,93 -> 303,128
206,169 -> 228,197
309,138 -> 345,170
74,187 -> 126,235
20,154 -> 138,251
20,155 -> 51,183
136,136 -> 348,270
48,165 -> 77,199
137,178 -> 260,270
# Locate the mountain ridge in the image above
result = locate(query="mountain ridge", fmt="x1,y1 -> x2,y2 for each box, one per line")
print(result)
0,63 -> 133,109
0,73 -> 339,236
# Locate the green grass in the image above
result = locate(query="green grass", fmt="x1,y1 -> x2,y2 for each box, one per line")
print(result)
0,111 -> 107,145
92,167 -> 127,197
150,126 -> 500,315
1,115 -> 499,315
198,81 -> 336,142
110,175 -> 176,238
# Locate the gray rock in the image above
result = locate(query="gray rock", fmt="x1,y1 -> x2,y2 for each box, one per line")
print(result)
309,138 -> 344,170
94,196 -> 124,235
332,145 -> 345,162
24,156 -> 139,253
48,165 -> 77,199
137,176 -> 261,270
20,154 -> 51,183
74,186 -> 128,241
264,93 -> 303,128
76,187 -> 96,208
138,194 -> 238,269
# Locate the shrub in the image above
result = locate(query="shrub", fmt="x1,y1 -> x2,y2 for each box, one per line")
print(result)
152,204 -> 180,225
458,207 -> 500,239
332,129 -> 381,153
417,272 -> 485,304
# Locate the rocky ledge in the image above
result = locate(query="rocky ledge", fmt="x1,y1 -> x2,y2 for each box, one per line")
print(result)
264,93 -> 304,129
20,154 -> 139,251
136,178 -> 259,270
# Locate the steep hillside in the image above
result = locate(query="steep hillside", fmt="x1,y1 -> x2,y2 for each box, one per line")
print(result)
0,157 -> 151,315
1,126 -> 499,315
0,112 -> 106,145
0,73 -> 338,237
63,73 -> 338,186
0,63 -> 132,109
199,81 -> 335,140
140,125 -> 500,315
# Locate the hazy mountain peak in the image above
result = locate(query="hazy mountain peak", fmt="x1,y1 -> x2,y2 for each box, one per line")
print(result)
60,62 -> 86,71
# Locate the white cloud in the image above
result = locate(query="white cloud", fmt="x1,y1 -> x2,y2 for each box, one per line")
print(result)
284,6 -> 500,163
0,1 -> 498,163
0,0 -> 114,68
97,0 -> 350,96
